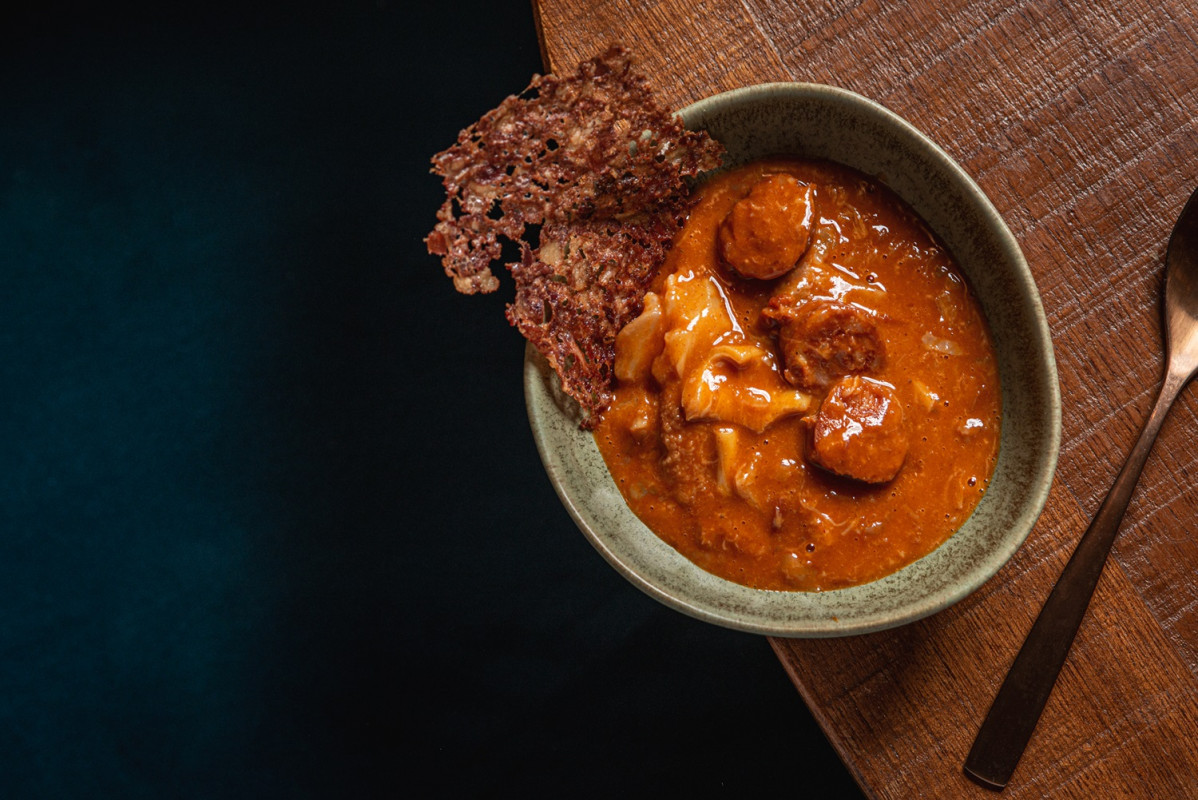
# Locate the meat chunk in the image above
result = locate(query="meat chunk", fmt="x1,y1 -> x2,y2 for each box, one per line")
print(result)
717,174 -> 813,280
763,300 -> 885,391
658,383 -> 714,507
808,376 -> 908,484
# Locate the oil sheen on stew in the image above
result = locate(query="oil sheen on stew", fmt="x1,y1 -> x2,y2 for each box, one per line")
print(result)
593,159 -> 1002,591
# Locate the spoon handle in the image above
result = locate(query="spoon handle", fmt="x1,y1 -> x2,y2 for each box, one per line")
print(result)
963,366 -> 1189,791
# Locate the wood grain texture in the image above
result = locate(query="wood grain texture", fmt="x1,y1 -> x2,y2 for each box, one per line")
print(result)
534,0 -> 1198,796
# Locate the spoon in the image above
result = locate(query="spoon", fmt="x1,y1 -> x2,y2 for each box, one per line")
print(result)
964,184 -> 1198,791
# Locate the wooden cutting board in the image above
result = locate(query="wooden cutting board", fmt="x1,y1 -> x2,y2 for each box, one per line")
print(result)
532,0 -> 1198,797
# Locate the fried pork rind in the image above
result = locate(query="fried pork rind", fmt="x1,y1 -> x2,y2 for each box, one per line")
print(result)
425,46 -> 723,423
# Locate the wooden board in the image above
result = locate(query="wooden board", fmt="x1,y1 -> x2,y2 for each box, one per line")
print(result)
532,0 -> 1198,796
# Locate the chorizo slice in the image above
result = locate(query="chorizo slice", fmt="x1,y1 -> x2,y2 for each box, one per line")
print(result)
717,174 -> 813,280
808,376 -> 908,484
767,300 -> 885,391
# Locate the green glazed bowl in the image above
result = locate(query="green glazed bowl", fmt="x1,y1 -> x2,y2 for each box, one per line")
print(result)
525,84 -> 1061,637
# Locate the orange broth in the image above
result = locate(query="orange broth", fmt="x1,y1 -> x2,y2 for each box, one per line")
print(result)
592,159 -> 1001,591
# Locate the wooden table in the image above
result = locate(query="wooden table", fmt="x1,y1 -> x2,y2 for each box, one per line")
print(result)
532,1 -> 1198,796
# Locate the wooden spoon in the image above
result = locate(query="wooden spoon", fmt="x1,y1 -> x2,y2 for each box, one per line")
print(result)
964,185 -> 1198,790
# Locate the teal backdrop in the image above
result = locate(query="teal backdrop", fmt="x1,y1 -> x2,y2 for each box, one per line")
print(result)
1,2 -> 862,797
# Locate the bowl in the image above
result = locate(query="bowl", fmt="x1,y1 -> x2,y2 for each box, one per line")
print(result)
524,83 -> 1061,637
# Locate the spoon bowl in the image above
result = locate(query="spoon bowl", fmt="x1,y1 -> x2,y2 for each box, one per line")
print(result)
1165,189 -> 1198,370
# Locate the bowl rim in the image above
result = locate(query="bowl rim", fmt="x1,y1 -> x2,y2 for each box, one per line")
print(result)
525,82 -> 1062,637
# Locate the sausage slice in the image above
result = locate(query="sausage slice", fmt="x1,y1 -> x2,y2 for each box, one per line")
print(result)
809,375 -> 908,484
717,174 -> 813,280
769,300 -> 885,391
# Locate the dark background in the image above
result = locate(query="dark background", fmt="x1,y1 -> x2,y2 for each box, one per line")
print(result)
1,2 -> 862,796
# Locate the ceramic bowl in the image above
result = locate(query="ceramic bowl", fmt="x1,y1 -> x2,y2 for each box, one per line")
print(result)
524,83 -> 1061,637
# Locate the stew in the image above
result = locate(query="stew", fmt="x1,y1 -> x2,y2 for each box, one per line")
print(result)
593,158 -> 1001,591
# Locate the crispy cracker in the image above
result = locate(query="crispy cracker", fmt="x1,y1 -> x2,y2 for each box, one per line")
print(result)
426,46 -> 722,422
